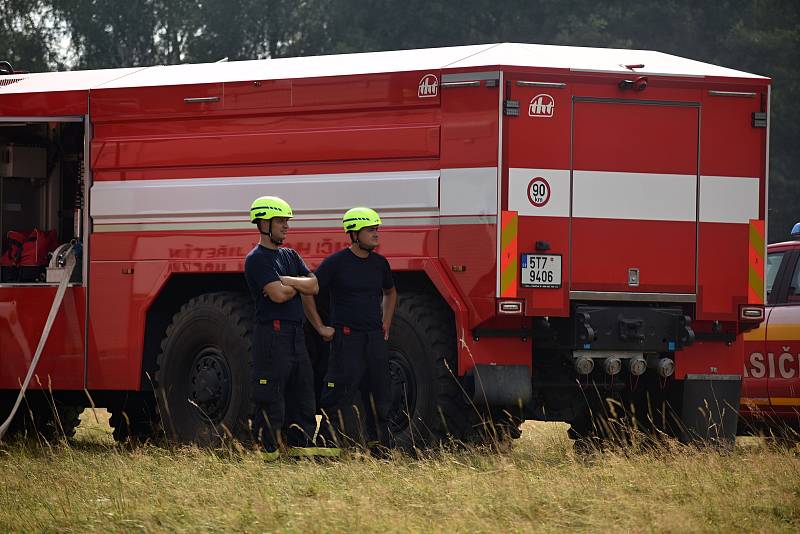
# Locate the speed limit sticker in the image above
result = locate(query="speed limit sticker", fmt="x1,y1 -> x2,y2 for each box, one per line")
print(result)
527,177 -> 551,207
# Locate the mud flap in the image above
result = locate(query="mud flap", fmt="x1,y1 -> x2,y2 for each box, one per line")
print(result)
471,364 -> 532,408
680,374 -> 741,443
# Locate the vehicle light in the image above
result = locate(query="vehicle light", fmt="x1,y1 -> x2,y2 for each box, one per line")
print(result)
498,300 -> 523,314
739,305 -> 764,321
603,357 -> 622,376
791,222 -> 800,240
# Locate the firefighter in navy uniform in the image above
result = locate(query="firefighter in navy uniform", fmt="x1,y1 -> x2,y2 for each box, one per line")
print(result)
244,196 -> 338,460
302,207 -> 397,452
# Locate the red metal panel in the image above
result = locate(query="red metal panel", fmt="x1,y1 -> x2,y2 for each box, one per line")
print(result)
0,287 -> 85,390
290,71 -> 440,110
90,83 -> 223,119
696,88 -> 767,320
90,71 -> 437,120
438,78 -> 499,329
92,159 -> 440,183
92,125 -> 440,171
91,103 -> 441,181
440,84 -> 498,169
87,261 -> 170,390
460,335 -> 532,375
697,222 -> 749,321
0,91 -> 88,116
517,216 -> 569,316
699,87 -> 765,182
505,76 -> 571,317
504,77 -> 570,176
439,223 -> 497,328
90,227 -> 438,263
675,337 -> 744,378
571,219 -> 697,293
572,100 -> 698,175
224,80 -> 292,111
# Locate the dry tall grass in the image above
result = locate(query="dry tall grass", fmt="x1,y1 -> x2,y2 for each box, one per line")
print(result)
0,409 -> 798,533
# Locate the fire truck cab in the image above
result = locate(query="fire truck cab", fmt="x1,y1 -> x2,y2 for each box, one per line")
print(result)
0,43 -> 769,445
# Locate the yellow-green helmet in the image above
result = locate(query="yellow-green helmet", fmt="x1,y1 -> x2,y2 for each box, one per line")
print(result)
342,207 -> 381,233
250,196 -> 293,223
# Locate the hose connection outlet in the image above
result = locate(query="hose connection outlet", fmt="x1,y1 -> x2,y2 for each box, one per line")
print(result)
628,356 -> 647,376
574,356 -> 594,375
656,357 -> 675,378
603,357 -> 622,376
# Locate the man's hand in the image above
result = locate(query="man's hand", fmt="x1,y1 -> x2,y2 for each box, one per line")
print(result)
318,325 -> 335,342
382,322 -> 390,341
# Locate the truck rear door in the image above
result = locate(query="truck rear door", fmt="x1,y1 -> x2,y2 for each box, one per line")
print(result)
570,98 -> 699,296
503,77 -> 700,315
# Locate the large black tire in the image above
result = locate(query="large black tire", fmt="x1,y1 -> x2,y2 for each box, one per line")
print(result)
109,393 -> 161,444
0,395 -> 82,442
154,291 -> 254,445
388,292 -> 501,448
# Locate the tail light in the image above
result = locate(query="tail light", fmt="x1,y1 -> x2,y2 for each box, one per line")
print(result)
739,305 -> 765,322
497,300 -> 523,315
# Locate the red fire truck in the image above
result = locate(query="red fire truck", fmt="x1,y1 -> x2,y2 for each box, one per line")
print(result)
0,43 -> 769,445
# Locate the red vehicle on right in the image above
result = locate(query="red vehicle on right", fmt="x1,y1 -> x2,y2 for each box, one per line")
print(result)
741,223 -> 800,434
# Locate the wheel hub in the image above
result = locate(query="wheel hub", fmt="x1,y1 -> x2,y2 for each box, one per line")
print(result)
189,348 -> 231,423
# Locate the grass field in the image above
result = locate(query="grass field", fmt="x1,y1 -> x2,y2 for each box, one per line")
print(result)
1,409 -> 799,533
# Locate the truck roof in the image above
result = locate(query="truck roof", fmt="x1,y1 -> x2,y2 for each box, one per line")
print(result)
0,42 -> 769,95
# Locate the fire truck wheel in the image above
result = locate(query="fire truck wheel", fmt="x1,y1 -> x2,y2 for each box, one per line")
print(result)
0,396 -> 82,442
109,395 -> 161,444
154,291 -> 254,445
388,292 -> 479,447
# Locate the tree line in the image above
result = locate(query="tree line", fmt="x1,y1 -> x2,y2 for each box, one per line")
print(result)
1,0 -> 797,241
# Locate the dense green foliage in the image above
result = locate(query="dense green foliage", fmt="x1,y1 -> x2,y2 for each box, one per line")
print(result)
1,0 -> 797,240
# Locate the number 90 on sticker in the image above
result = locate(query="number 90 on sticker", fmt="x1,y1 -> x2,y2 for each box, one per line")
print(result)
520,253 -> 562,288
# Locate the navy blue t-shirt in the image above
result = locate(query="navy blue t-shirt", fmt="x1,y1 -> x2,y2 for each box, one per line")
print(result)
315,248 -> 394,331
244,245 -> 310,323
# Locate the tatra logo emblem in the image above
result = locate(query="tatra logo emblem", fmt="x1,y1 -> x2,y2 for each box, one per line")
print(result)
418,74 -> 438,98
528,94 -> 555,117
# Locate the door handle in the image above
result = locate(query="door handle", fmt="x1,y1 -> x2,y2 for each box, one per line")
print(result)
183,96 -> 220,104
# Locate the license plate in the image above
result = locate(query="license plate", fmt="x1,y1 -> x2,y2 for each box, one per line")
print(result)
521,253 -> 562,288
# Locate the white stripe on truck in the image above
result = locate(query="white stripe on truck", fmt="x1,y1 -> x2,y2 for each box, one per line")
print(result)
573,171 -> 697,222
507,168 -> 760,224
91,170 -> 441,226
699,175 -> 761,224
91,168 -> 760,232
